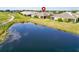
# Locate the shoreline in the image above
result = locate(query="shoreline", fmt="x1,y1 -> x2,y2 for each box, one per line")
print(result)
28,18 -> 79,35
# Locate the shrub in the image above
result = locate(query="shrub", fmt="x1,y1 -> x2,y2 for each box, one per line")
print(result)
57,18 -> 63,22
34,16 -> 38,18
63,19 -> 72,23
63,19 -> 68,22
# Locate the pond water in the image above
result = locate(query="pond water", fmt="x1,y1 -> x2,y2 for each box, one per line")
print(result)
0,23 -> 79,52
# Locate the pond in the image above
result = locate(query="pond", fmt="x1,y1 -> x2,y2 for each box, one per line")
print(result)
0,22 -> 79,52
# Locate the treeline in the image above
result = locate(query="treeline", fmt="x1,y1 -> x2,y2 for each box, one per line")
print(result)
0,9 -> 79,14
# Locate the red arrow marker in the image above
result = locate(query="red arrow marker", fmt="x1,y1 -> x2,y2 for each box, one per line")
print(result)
42,7 -> 46,12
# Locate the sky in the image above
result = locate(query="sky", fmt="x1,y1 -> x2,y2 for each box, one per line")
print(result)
0,7 -> 79,10
0,0 -> 79,10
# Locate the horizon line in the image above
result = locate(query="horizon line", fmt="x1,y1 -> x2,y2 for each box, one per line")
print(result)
0,7 -> 79,10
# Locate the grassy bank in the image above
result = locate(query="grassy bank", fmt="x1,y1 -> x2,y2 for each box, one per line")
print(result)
13,13 -> 30,23
0,21 -> 15,43
0,12 -> 28,35
29,18 -> 79,35
0,12 -> 29,43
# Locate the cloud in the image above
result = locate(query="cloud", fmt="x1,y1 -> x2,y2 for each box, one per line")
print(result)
6,31 -> 21,43
0,0 -> 78,7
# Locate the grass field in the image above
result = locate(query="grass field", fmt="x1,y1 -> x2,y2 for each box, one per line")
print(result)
13,12 -> 30,23
0,12 -> 11,23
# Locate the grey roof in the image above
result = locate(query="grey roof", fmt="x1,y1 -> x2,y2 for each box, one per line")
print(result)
72,13 -> 79,18
21,11 -> 36,15
34,12 -> 49,16
52,12 -> 76,19
21,11 -> 54,17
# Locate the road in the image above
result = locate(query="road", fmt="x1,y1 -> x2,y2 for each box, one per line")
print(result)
1,16 -> 15,25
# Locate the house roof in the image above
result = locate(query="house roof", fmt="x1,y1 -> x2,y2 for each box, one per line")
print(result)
21,11 -> 54,17
52,12 -> 76,19
72,13 -> 79,18
21,11 -> 36,15
35,12 -> 52,16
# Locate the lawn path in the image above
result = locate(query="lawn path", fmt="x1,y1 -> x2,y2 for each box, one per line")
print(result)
1,16 -> 15,25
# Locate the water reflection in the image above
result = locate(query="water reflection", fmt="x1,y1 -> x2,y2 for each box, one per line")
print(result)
6,31 -> 21,43
0,23 -> 79,52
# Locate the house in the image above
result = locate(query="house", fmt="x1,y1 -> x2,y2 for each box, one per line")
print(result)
51,12 -> 77,22
21,11 -> 37,17
72,12 -> 79,22
35,12 -> 52,19
21,11 -> 53,19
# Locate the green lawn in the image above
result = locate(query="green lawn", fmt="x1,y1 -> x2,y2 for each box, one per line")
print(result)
13,12 -> 30,23
0,12 -> 11,23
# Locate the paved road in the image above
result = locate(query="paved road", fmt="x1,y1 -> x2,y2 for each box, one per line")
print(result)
2,16 -> 15,25
1,16 -> 15,25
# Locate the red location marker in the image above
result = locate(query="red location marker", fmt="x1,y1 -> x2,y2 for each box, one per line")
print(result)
42,7 -> 46,12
